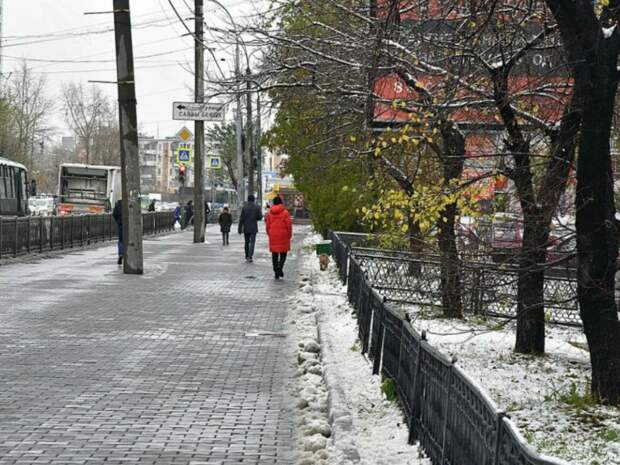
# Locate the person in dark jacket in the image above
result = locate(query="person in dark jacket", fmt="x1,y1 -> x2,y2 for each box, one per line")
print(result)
265,196 -> 292,279
182,200 -> 194,230
204,201 -> 211,231
218,206 -> 233,246
174,202 -> 182,225
238,194 -> 262,262
148,200 -> 156,212
112,199 -> 123,265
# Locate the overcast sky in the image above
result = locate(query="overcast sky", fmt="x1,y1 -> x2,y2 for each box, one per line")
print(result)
3,0 -> 268,142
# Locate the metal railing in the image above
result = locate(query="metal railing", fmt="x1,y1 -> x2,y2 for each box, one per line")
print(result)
0,212 -> 176,260
329,230 -> 571,465
329,232 -> 581,326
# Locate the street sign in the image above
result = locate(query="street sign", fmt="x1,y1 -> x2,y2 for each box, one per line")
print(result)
208,156 -> 222,170
176,145 -> 193,165
176,126 -> 193,141
172,102 -> 226,121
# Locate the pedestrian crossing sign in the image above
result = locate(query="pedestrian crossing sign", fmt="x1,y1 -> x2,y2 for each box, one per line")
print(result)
208,156 -> 222,170
176,145 -> 193,165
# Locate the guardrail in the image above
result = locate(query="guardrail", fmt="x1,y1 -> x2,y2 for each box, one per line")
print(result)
329,230 -> 571,465
0,212 -> 175,260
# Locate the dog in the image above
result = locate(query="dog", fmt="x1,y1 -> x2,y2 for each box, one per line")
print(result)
319,253 -> 330,271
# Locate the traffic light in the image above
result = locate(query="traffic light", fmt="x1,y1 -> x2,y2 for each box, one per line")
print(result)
178,164 -> 186,186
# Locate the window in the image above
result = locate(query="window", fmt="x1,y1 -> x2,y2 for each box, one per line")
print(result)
6,166 -> 15,198
0,166 -> 6,198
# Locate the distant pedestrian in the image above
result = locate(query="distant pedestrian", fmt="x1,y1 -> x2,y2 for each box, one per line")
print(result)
112,199 -> 123,265
218,206 -> 233,246
174,202 -> 182,222
204,201 -> 211,230
265,196 -> 292,279
183,200 -> 194,229
238,194 -> 262,262
148,199 -> 156,212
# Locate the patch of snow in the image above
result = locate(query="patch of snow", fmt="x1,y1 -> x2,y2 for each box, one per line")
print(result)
291,232 -> 430,465
604,25 -> 617,39
403,305 -> 620,465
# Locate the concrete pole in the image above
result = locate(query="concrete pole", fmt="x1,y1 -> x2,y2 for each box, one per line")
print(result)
256,92 -> 262,208
0,0 -> 4,78
113,0 -> 143,275
235,42 -> 245,212
245,68 -> 255,198
193,0 -> 205,243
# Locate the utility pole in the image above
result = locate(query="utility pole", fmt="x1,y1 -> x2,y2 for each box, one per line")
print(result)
0,0 -> 4,78
256,92 -> 263,208
113,0 -> 143,274
235,43 -> 245,211
246,68 -> 254,197
193,0 -> 205,243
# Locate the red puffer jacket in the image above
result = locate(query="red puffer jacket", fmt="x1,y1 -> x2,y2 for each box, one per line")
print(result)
265,204 -> 293,253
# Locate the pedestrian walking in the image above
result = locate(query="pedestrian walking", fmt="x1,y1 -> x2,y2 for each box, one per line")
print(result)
265,196 -> 292,279
112,199 -> 124,265
238,194 -> 262,262
174,202 -> 182,227
183,200 -> 194,230
218,206 -> 233,246
204,201 -> 211,230
148,199 -> 156,212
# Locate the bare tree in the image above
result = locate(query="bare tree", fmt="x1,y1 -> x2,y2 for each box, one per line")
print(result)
0,62 -> 53,170
62,82 -> 118,165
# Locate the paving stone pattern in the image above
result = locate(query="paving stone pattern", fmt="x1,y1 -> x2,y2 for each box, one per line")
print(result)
0,228 -> 301,464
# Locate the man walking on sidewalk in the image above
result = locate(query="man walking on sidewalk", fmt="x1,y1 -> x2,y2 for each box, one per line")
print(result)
238,194 -> 262,262
112,199 -> 123,265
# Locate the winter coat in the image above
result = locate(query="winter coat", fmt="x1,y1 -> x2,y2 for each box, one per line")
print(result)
113,200 -> 122,224
219,212 -> 233,233
265,204 -> 293,253
238,201 -> 262,235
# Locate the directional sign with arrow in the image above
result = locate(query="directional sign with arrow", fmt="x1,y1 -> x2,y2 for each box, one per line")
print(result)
172,102 -> 226,121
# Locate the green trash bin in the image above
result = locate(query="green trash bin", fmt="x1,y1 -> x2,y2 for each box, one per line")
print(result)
315,240 -> 332,256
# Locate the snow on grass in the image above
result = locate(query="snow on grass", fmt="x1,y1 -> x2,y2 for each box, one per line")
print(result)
403,305 -> 620,465
292,233 -> 429,465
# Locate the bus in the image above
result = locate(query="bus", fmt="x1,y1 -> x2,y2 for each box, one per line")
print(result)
57,163 -> 121,215
0,156 -> 29,216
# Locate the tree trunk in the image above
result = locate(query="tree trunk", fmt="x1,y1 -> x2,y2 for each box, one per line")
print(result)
515,219 -> 548,354
575,43 -> 620,404
437,124 -> 465,319
438,201 -> 463,318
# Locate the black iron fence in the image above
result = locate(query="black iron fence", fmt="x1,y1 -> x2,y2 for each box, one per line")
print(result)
329,232 -> 581,326
0,212 -> 176,260
329,230 -> 570,465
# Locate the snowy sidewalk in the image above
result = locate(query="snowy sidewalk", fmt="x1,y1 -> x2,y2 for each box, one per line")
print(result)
0,227 -> 304,465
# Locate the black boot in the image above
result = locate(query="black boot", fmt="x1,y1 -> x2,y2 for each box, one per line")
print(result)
117,256 -> 123,265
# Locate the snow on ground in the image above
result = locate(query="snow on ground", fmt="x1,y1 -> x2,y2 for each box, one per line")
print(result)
403,306 -> 620,465
290,233 -> 429,465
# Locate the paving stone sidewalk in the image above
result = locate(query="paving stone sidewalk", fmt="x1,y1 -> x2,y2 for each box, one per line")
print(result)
0,226 -> 303,464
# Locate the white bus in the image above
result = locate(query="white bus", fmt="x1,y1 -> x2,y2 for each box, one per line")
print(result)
57,163 -> 121,215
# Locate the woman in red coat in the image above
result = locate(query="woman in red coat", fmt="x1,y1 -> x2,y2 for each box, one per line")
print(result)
265,196 -> 293,279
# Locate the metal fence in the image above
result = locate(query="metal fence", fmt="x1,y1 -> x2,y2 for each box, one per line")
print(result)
0,212 -> 176,260
329,230 -> 571,465
328,231 -> 581,326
